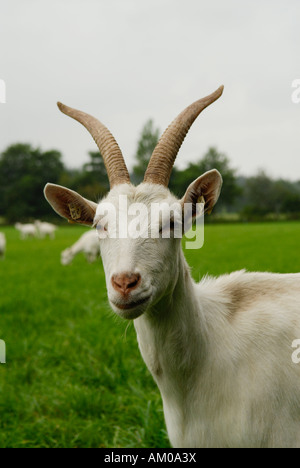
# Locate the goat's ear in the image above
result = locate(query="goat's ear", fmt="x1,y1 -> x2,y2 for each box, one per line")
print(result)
181,169 -> 222,216
44,184 -> 98,226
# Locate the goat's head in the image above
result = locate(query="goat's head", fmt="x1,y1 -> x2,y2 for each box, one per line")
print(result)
44,86 -> 224,319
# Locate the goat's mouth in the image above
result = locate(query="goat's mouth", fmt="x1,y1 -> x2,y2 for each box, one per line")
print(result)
110,295 -> 151,319
112,295 -> 151,310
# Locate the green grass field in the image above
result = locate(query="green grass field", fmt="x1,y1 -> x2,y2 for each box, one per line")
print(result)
0,222 -> 300,448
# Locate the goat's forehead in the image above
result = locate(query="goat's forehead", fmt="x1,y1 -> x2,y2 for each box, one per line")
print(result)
97,183 -> 178,209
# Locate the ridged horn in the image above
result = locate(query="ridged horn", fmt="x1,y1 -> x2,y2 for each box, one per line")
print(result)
57,102 -> 131,188
143,85 -> 224,186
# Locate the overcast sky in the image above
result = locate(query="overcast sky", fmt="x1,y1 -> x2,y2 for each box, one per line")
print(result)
0,0 -> 299,181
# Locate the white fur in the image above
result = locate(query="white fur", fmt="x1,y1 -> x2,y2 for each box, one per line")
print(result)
35,221 -> 57,239
95,183 -> 300,448
15,223 -> 38,239
61,229 -> 100,265
45,180 -> 300,447
0,232 -> 6,258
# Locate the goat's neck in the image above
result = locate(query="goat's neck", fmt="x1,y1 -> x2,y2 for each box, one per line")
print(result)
134,250 -> 204,386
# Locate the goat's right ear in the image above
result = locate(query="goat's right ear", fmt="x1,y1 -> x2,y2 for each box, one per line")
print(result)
44,184 -> 98,226
181,169 -> 223,216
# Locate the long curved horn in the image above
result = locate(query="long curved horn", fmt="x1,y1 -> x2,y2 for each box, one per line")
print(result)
57,102 -> 131,188
143,85 -> 224,186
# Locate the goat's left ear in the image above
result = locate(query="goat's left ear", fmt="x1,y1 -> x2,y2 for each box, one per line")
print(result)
44,183 -> 98,226
181,169 -> 223,215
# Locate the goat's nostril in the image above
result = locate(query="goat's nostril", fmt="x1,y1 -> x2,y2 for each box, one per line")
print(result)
112,273 -> 141,295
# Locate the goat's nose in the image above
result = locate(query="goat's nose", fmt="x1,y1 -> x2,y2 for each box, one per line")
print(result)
111,272 -> 141,296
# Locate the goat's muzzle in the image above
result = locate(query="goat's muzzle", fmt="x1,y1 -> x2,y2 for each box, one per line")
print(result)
111,272 -> 141,297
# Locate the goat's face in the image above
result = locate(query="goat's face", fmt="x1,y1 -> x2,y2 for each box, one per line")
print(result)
45,169 -> 222,319
44,86 -> 224,318
95,183 -> 182,319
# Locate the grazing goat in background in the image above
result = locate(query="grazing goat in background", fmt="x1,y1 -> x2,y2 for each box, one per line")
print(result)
44,86 -> 300,448
15,223 -> 38,239
0,233 -> 6,259
61,230 -> 100,265
35,221 -> 57,239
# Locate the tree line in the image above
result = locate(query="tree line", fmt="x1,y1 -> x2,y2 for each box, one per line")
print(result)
1,119 -> 300,224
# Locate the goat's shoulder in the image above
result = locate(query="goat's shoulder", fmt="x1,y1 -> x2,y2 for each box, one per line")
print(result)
196,269 -> 300,320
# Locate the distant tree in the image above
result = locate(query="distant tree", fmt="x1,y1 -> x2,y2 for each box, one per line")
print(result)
241,171 -> 300,219
82,151 -> 109,187
71,150 -> 109,202
132,119 -> 160,184
58,168 -> 82,191
0,143 -> 64,222
170,147 -> 241,212
241,171 -> 275,218
273,179 -> 300,214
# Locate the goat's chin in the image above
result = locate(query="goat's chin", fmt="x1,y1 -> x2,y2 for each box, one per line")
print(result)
113,308 -> 145,320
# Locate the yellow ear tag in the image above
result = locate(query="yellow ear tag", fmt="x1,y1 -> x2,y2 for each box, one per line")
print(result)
68,203 -> 81,221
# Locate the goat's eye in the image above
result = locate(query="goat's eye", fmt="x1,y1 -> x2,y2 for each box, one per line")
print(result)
96,223 -> 108,239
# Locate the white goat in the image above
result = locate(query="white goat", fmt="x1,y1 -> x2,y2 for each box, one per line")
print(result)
61,230 -> 100,265
35,220 -> 57,239
44,86 -> 300,448
0,233 -> 6,259
15,223 -> 38,239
